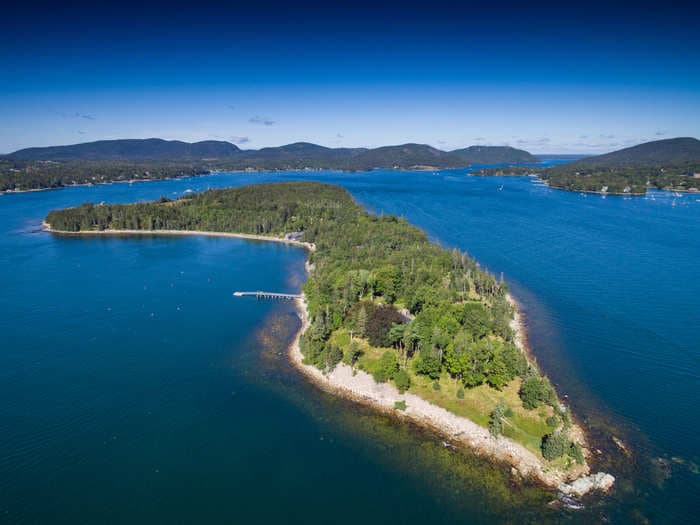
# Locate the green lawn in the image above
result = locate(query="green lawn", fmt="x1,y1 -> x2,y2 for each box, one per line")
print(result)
333,328 -> 553,458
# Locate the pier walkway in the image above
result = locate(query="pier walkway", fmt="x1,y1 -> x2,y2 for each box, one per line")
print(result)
233,291 -> 301,301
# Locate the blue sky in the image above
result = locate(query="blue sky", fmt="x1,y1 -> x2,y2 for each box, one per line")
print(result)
2,2 -> 699,154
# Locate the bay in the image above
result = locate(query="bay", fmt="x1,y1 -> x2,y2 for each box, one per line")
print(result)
1,166 -> 698,523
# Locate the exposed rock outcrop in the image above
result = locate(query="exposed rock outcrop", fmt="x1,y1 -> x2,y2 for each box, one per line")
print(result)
558,472 -> 615,497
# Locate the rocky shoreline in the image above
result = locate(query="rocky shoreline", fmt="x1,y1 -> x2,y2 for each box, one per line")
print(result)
288,295 -> 614,497
44,223 -> 614,498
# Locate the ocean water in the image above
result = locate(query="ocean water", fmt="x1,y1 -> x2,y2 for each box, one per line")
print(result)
1,168 -> 698,523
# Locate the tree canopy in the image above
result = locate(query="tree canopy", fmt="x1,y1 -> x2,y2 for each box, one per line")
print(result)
46,181 -> 577,461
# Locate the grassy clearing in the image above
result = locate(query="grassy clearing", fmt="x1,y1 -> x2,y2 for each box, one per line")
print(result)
335,330 -> 553,458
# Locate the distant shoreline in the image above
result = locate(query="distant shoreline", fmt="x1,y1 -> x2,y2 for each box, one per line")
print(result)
2,164 -> 523,195
539,177 -> 700,196
2,174 -> 210,195
542,180 -> 646,196
3,166 -> 428,195
10,169 -> 695,199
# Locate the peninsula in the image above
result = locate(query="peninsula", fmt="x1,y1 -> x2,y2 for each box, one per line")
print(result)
474,137 -> 700,195
45,181 -> 613,496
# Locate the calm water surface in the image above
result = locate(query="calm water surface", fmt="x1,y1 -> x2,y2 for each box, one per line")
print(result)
1,168 -> 698,523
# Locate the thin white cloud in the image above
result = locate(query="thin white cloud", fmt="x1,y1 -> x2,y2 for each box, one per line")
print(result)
53,110 -> 96,120
249,116 -> 275,126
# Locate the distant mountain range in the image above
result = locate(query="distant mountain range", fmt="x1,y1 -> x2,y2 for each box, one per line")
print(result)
6,136 -> 698,194
7,138 -> 537,168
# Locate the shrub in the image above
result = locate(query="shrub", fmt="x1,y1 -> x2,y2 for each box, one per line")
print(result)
394,369 -> 411,393
519,374 -> 557,409
394,400 -> 407,411
569,442 -> 585,465
489,400 -> 508,437
344,339 -> 362,365
560,406 -> 572,430
321,344 -> 343,371
541,431 -> 569,460
546,415 -> 560,428
300,334 -> 324,367
519,376 -> 541,409
540,377 -> 557,405
372,351 -> 398,383
432,380 -> 441,391
415,351 -> 442,380
456,388 -> 465,399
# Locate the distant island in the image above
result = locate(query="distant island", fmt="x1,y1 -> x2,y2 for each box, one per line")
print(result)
474,137 -> 700,194
1,139 -> 535,192
44,181 -> 614,497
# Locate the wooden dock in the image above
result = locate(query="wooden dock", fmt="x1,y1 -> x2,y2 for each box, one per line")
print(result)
233,291 -> 301,301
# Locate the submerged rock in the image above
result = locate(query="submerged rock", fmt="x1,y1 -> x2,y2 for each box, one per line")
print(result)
612,436 -> 631,456
557,493 -> 585,510
558,472 -> 615,497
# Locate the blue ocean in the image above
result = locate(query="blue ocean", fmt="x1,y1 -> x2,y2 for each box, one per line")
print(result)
1,167 -> 698,523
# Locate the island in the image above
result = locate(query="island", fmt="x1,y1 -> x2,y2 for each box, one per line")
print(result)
474,137 -> 700,195
44,181 -> 613,497
2,138 -> 536,192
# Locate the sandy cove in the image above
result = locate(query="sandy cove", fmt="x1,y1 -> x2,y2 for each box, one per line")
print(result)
44,223 -> 612,496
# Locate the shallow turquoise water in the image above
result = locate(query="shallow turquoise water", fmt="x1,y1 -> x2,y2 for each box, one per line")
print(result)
1,168 -> 698,523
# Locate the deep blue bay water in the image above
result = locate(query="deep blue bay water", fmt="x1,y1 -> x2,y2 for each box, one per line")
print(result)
1,168 -> 698,523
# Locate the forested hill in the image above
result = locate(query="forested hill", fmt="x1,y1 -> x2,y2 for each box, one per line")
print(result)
46,181 -> 585,466
541,137 -> 700,194
2,139 -> 539,191
569,137 -> 700,166
9,138 -> 241,161
451,145 -> 536,164
473,137 -> 700,194
8,138 -> 536,165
